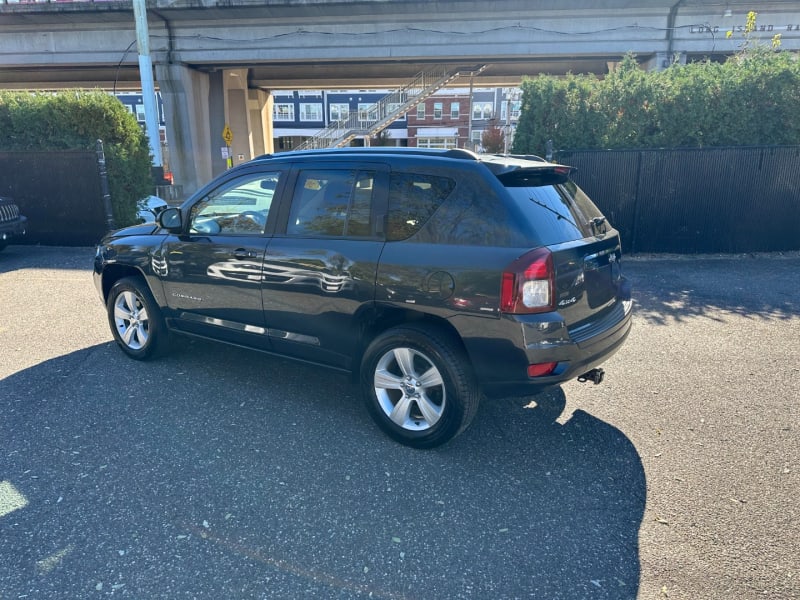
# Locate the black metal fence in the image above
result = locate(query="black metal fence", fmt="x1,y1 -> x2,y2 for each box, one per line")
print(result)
2,146 -> 799,252
0,150 -> 107,246
556,146 -> 800,254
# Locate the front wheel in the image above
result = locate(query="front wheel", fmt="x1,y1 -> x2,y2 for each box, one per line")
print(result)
106,276 -> 168,360
360,326 -> 480,449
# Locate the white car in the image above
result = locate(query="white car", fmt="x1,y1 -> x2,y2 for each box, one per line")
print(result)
136,195 -> 168,223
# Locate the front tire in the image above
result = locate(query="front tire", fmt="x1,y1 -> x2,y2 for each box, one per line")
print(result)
360,325 -> 480,448
107,276 -> 167,360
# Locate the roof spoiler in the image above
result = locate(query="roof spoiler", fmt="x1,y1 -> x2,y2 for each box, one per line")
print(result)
494,164 -> 577,186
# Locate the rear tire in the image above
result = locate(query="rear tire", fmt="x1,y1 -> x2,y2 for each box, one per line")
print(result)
107,276 -> 168,360
360,325 -> 480,448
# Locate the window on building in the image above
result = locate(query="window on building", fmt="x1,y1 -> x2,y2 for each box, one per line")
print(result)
416,104 -> 425,120
358,103 -> 378,124
501,100 -> 522,122
450,102 -> 460,119
299,103 -> 323,122
433,102 -> 443,120
278,137 -> 294,150
417,137 -> 458,149
274,104 -> 295,122
329,103 -> 350,122
387,103 -> 405,120
135,104 -> 146,123
472,103 -> 493,119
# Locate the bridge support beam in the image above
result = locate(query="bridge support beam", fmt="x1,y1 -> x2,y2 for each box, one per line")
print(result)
222,69 -> 274,162
222,68 -> 251,169
249,89 -> 275,157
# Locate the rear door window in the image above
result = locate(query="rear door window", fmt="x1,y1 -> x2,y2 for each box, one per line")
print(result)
286,169 -> 376,237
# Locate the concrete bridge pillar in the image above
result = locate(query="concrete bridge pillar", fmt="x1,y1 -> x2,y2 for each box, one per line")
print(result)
222,70 -> 274,162
249,89 -> 275,157
222,68 -> 253,169
155,63 -> 214,198
157,65 -> 273,198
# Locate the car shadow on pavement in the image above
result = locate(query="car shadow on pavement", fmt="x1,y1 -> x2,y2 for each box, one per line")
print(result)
1,340 -> 645,599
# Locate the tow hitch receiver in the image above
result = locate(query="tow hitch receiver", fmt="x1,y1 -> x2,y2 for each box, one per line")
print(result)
577,368 -> 605,385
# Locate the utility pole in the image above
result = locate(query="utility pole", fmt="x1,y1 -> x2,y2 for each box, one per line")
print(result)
503,91 -> 511,155
503,89 -> 519,156
132,0 -> 163,168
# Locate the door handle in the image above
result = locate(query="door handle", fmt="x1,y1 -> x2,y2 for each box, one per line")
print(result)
233,249 -> 258,259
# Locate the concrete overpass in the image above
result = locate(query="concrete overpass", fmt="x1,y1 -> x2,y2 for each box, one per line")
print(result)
2,0 -> 799,196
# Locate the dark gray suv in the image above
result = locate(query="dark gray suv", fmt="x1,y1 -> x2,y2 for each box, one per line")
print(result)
94,148 -> 631,448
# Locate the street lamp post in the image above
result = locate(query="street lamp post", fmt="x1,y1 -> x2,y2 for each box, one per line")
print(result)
132,0 -> 162,168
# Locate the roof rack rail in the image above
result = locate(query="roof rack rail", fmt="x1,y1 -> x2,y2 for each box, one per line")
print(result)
262,147 -> 481,161
251,149 -> 551,166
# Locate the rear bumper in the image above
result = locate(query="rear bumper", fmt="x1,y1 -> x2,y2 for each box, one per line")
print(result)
468,298 -> 633,398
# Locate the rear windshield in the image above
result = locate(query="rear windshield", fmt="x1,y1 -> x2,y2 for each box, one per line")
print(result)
505,179 -> 607,245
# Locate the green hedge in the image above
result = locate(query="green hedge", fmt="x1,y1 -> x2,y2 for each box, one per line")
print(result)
0,90 -> 152,226
513,49 -> 800,156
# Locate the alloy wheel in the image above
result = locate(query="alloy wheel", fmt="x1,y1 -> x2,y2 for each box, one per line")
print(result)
113,290 -> 150,350
373,347 -> 446,431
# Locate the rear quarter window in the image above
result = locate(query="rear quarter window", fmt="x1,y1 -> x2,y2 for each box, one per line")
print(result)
386,172 -> 454,241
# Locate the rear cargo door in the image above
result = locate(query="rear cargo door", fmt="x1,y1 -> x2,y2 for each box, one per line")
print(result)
548,236 -> 623,326
502,170 -> 626,328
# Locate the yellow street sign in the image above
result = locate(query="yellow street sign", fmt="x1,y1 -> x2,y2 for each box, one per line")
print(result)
222,124 -> 233,146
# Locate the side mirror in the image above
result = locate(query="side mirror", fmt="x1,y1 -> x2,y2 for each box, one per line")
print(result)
158,207 -> 183,231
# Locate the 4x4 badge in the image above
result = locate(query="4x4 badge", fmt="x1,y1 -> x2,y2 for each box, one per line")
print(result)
558,296 -> 578,307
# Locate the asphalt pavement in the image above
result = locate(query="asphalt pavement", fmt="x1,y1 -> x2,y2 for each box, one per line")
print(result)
1,246 -> 798,599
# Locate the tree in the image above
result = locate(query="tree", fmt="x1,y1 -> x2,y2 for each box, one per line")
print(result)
0,90 -> 152,225
370,129 -> 393,147
511,35 -> 800,155
481,120 -> 505,153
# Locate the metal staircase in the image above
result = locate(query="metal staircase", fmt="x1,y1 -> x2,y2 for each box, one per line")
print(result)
296,64 -> 487,150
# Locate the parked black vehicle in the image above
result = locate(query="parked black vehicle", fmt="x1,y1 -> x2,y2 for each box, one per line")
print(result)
0,195 -> 27,251
94,148 -> 632,448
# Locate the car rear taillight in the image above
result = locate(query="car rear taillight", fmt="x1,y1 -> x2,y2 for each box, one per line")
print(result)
500,247 -> 555,314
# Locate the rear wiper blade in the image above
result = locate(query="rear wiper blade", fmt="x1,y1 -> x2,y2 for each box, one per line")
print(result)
528,196 -> 578,229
